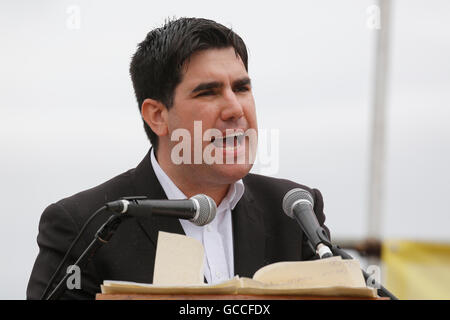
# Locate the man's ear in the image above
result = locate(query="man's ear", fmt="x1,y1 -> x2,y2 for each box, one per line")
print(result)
141,98 -> 169,137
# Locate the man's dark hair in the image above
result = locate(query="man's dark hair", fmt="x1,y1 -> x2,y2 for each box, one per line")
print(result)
129,17 -> 249,151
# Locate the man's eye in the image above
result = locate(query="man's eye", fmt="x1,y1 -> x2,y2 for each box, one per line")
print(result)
196,90 -> 215,97
234,86 -> 250,93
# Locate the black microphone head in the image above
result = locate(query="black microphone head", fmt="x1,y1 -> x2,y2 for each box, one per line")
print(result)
190,194 -> 217,226
282,188 -> 314,219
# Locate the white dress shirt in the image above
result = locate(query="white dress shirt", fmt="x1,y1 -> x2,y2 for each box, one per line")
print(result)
150,150 -> 245,284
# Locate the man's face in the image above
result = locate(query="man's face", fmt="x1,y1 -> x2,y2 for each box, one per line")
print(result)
163,47 -> 258,186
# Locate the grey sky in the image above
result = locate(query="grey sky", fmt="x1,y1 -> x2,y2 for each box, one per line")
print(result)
0,0 -> 449,299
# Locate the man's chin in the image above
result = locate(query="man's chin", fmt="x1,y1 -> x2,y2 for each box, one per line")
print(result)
211,163 -> 254,184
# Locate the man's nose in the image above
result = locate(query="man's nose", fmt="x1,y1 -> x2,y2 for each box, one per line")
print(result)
220,89 -> 244,121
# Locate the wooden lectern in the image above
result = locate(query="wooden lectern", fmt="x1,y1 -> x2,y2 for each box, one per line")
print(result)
96,293 -> 389,300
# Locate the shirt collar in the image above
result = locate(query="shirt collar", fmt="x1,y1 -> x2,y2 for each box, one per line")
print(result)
150,148 -> 245,209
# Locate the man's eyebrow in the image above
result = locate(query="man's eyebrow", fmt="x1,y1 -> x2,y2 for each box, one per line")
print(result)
191,81 -> 223,94
232,77 -> 252,88
190,77 -> 252,94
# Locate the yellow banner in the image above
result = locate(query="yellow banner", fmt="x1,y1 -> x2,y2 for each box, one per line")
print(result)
382,240 -> 450,300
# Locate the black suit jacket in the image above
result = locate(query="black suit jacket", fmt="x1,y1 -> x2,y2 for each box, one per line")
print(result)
27,150 -> 329,299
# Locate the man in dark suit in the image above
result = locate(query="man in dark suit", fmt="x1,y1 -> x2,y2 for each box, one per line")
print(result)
27,17 -> 329,300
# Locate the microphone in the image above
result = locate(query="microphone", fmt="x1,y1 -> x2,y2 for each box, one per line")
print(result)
105,194 -> 217,226
282,188 -> 333,258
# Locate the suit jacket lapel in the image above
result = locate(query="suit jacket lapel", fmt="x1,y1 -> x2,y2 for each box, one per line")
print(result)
130,149 -> 185,248
232,185 -> 266,278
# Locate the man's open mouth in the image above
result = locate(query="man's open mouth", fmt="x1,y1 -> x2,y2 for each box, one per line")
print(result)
211,132 -> 245,149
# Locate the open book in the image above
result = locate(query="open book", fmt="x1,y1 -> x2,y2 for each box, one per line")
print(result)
101,232 -> 377,298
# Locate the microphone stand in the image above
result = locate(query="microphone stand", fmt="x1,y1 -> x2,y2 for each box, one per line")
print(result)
45,213 -> 127,300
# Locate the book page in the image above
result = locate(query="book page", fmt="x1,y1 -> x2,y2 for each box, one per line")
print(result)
152,231 -> 205,286
252,256 -> 364,288
101,277 -> 241,295
342,259 -> 366,287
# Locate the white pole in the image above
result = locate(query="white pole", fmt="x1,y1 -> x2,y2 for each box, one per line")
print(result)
367,0 -> 391,240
